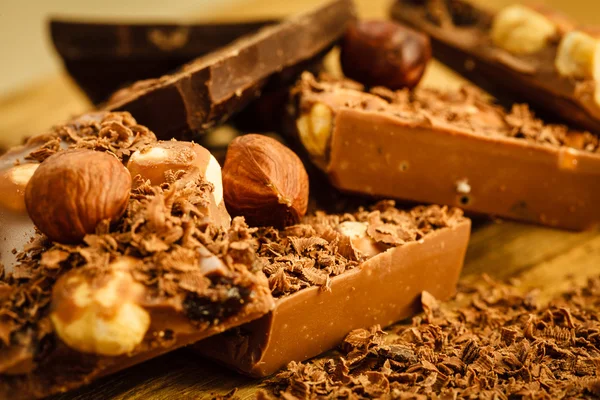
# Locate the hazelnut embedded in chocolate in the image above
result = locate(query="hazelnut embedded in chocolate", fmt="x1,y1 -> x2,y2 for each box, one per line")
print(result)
555,30 -> 600,82
24,149 -> 132,244
127,141 -> 231,229
222,134 -> 309,228
296,102 -> 333,158
50,257 -> 150,356
340,20 -> 432,89
490,5 -> 557,55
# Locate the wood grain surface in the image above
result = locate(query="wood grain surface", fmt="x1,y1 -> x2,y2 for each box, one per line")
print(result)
0,0 -> 598,399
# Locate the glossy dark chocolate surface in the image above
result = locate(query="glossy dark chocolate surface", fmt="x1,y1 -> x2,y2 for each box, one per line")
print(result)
104,0 -> 357,139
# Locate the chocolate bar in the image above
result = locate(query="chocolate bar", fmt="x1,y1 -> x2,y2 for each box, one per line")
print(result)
50,19 -> 276,104
104,0 -> 356,139
197,203 -> 470,377
390,0 -> 600,133
0,113 -> 273,399
288,73 -> 600,231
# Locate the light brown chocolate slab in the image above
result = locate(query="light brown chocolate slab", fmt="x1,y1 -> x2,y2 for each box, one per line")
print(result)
197,219 -> 470,377
290,74 -> 600,231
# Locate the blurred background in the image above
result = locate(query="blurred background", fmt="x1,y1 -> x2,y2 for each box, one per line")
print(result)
0,0 -> 597,149
0,0 -> 241,95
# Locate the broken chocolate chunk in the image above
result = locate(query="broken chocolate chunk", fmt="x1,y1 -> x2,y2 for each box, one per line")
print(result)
105,0 -> 357,139
289,73 -> 600,230
390,0 -> 600,133
50,19 -> 276,104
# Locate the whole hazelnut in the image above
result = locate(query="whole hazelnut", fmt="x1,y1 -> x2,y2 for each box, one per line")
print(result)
340,20 -> 432,89
222,134 -> 309,228
25,149 -> 131,244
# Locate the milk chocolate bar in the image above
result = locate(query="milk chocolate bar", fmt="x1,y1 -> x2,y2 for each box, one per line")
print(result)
197,203 -> 470,377
289,73 -> 600,231
0,113 -> 274,399
104,0 -> 356,139
390,0 -> 600,133
50,19 -> 275,104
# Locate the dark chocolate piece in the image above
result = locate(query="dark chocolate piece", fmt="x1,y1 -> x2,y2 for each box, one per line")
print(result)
390,0 -> 600,133
288,73 -> 600,231
104,0 -> 357,139
50,19 -> 276,104
0,113 -> 273,399
197,203 -> 470,377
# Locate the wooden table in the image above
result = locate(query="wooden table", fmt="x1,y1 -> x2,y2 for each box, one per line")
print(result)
0,0 -> 598,398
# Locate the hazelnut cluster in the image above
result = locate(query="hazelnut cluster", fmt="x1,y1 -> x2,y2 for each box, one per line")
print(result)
6,128 -> 234,355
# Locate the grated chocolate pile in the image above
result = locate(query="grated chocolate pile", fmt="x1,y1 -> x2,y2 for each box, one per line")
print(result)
297,73 -> 600,153
255,202 -> 464,298
259,275 -> 600,399
19,111 -> 157,164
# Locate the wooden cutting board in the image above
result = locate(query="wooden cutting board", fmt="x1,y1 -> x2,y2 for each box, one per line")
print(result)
0,0 -> 598,398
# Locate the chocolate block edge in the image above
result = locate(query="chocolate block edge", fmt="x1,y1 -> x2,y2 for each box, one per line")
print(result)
49,19 -> 277,59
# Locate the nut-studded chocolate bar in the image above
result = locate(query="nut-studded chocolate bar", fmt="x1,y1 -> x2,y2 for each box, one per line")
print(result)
197,202 -> 470,377
50,19 -> 276,104
104,0 -> 356,139
0,113 -> 273,399
289,73 -> 600,230
390,0 -> 600,133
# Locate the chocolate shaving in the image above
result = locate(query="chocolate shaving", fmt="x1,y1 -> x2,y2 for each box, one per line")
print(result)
211,388 -> 239,400
257,202 -> 464,298
19,111 -> 157,166
263,275 -> 600,399
298,72 -> 600,153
